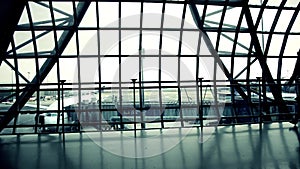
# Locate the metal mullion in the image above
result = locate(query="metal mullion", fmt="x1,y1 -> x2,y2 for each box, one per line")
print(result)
118,1 -> 124,130
10,39 -> 21,133
0,89 -> 24,104
255,0 -> 271,30
230,5 -> 246,80
201,0 -> 208,30
49,1 -> 62,133
0,2 -> 91,132
138,1 -> 145,129
248,4 -> 297,10
19,18 -> 69,27
177,2 -> 187,127
7,31 -> 50,55
263,0 -> 287,56
25,3 -> 41,134
158,1 -> 166,129
213,0 -> 230,122
36,1 -> 72,17
2,60 -> 30,83
189,3 -> 249,102
205,20 -> 248,30
278,3 -> 300,84
234,0 -> 266,80
221,33 -> 249,52
261,1 -> 287,121
16,26 -> 275,33
244,4 -> 290,117
43,0 -> 244,7
196,31 -> 203,127
8,20 -> 69,55
73,1 -> 82,132
254,0 -> 268,53
206,6 -> 234,17
215,0 -> 229,52
246,44 -> 255,122
96,1 -> 102,131
234,57 -> 258,79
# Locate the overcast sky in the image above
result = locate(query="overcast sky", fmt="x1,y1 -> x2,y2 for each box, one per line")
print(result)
0,1 -> 299,85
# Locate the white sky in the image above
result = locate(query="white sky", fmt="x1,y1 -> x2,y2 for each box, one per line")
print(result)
0,1 -> 299,84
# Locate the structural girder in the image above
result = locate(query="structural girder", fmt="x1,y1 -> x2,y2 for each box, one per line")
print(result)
0,2 -> 91,131
244,5 -> 290,116
189,3 -> 249,101
0,0 -> 26,66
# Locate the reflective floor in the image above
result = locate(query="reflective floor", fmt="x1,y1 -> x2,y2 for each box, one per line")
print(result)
0,122 -> 299,169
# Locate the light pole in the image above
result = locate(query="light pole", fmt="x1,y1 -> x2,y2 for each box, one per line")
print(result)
131,79 -> 137,137
60,80 -> 66,142
140,48 -> 145,129
198,78 -> 204,128
256,77 -> 262,129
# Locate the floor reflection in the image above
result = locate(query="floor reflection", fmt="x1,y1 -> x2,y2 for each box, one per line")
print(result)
0,122 -> 299,169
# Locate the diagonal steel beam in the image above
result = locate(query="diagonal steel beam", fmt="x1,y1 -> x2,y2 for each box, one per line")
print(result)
0,0 -> 26,66
281,2 -> 300,85
189,3 -> 249,101
0,2 -> 91,131
244,4 -> 290,116
288,49 -> 300,85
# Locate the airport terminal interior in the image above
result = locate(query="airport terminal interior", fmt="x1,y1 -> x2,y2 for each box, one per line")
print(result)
0,0 -> 300,168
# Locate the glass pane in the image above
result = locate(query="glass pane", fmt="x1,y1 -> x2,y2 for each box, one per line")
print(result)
79,2 -> 97,28
164,4 -> 183,28
143,3 -> 162,28
204,5 -> 224,26
13,31 -> 34,55
0,60 -> 15,84
79,30 -> 98,55
275,10 -> 294,32
260,9 -> 277,31
101,57 -> 119,83
99,30 -> 119,55
181,57 -> 196,81
162,31 -> 180,55
98,2 -> 119,27
35,31 -> 55,53
143,57 -> 158,82
161,57 -> 178,81
59,58 -> 78,83
142,31 -> 160,55
121,57 -> 138,82
121,2 -> 140,28
29,2 -> 52,26
61,31 -> 77,55
268,35 -> 284,56
281,58 -> 296,78
121,30 -> 139,55
79,57 -> 99,83
223,7 -> 242,29
181,31 -> 200,55
18,59 -> 36,82
283,35 -> 300,56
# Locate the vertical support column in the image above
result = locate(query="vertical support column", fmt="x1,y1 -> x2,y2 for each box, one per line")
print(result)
244,5 -> 289,119
295,78 -> 300,126
257,77 -> 262,129
60,80 -> 66,142
131,79 -> 137,137
198,78 -> 204,128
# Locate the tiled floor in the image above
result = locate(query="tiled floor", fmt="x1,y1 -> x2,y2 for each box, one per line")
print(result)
0,122 -> 299,169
